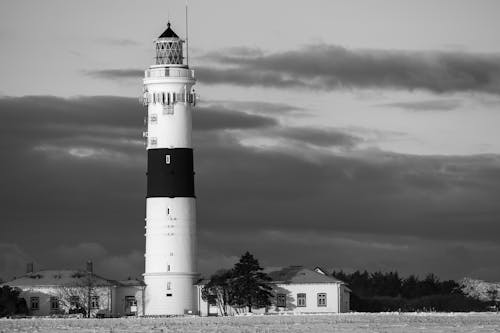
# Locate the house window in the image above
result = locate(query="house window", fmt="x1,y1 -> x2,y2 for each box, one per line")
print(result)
297,293 -> 306,307
167,282 -> 171,290
165,155 -> 170,164
70,296 -> 80,308
317,293 -> 327,307
276,293 -> 286,307
91,296 -> 99,309
150,137 -> 157,146
50,297 -> 59,310
30,297 -> 39,310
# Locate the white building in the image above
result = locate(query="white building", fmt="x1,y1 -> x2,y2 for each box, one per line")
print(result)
3,267 -> 145,317
196,266 -> 351,316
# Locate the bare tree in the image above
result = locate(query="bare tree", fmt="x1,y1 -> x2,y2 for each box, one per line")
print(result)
55,271 -> 101,318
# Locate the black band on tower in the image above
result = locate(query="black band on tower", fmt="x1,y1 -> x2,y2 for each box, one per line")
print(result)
147,148 -> 195,198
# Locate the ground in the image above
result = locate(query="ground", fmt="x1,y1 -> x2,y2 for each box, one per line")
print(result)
1,313 -> 500,333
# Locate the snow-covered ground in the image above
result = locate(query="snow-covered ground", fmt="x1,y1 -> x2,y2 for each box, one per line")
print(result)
1,313 -> 500,333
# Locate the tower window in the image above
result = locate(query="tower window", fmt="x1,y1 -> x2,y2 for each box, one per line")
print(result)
150,114 -> 158,124
167,282 -> 171,290
150,137 -> 157,146
163,105 -> 174,115
165,155 -> 170,164
167,264 -> 171,271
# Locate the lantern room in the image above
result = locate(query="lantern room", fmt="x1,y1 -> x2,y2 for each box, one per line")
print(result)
155,22 -> 184,66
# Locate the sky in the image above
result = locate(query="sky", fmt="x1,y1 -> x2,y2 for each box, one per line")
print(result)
1,0 -> 500,282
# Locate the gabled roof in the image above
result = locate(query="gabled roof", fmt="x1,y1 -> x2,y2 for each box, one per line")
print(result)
195,266 -> 350,287
118,278 -> 145,287
3,270 -> 119,287
158,22 -> 179,39
267,266 -> 345,284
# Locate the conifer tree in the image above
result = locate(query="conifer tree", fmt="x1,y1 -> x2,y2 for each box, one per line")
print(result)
230,252 -> 273,312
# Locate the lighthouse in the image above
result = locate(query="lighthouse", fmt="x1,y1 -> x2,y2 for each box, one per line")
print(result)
142,21 -> 198,315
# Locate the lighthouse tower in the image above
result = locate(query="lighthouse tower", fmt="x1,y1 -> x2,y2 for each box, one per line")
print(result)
142,22 -> 198,315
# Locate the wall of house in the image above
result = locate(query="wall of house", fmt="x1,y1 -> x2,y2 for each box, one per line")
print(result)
195,282 -> 349,316
114,285 -> 145,316
17,286 -> 113,317
269,283 -> 340,313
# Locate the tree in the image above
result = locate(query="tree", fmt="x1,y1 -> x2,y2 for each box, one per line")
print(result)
487,287 -> 498,309
201,270 -> 234,316
230,252 -> 273,313
0,286 -> 28,317
55,271 -> 101,317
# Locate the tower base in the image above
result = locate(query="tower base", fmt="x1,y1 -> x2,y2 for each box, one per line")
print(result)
143,272 -> 198,315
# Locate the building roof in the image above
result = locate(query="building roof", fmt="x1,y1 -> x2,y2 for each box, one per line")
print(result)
196,266 -> 348,287
267,266 -> 346,284
158,22 -> 179,39
3,270 -> 120,288
118,278 -> 145,287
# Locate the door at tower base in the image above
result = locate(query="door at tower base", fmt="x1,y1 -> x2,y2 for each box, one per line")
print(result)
143,275 -> 199,315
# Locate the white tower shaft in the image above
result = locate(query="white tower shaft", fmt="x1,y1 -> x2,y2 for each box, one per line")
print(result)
142,22 -> 198,315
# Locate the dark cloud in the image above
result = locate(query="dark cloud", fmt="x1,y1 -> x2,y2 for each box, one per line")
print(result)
209,100 -> 305,115
379,99 -> 462,111
1,96 -> 500,281
200,45 -> 500,94
277,127 -> 363,148
89,46 -> 500,94
195,105 -> 278,131
196,66 -> 305,89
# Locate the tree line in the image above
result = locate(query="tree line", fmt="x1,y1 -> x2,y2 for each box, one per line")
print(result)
332,270 -> 493,312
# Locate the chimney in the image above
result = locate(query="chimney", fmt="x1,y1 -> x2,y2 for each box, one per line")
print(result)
86,260 -> 93,274
26,262 -> 34,274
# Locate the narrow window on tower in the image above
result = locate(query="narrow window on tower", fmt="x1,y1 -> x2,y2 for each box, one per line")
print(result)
150,137 -> 157,146
165,155 -> 171,164
167,264 -> 171,271
167,207 -> 170,215
167,282 -> 171,290
150,114 -> 158,124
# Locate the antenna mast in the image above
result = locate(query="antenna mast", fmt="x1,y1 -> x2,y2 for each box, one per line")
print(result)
185,0 -> 189,66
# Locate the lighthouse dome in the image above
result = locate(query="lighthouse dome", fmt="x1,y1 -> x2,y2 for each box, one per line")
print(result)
155,22 -> 184,65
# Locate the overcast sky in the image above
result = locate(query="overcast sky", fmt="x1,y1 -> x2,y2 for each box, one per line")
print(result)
1,0 -> 500,282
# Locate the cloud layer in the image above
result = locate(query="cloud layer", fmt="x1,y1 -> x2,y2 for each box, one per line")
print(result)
1,96 -> 500,281
87,45 -> 500,95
